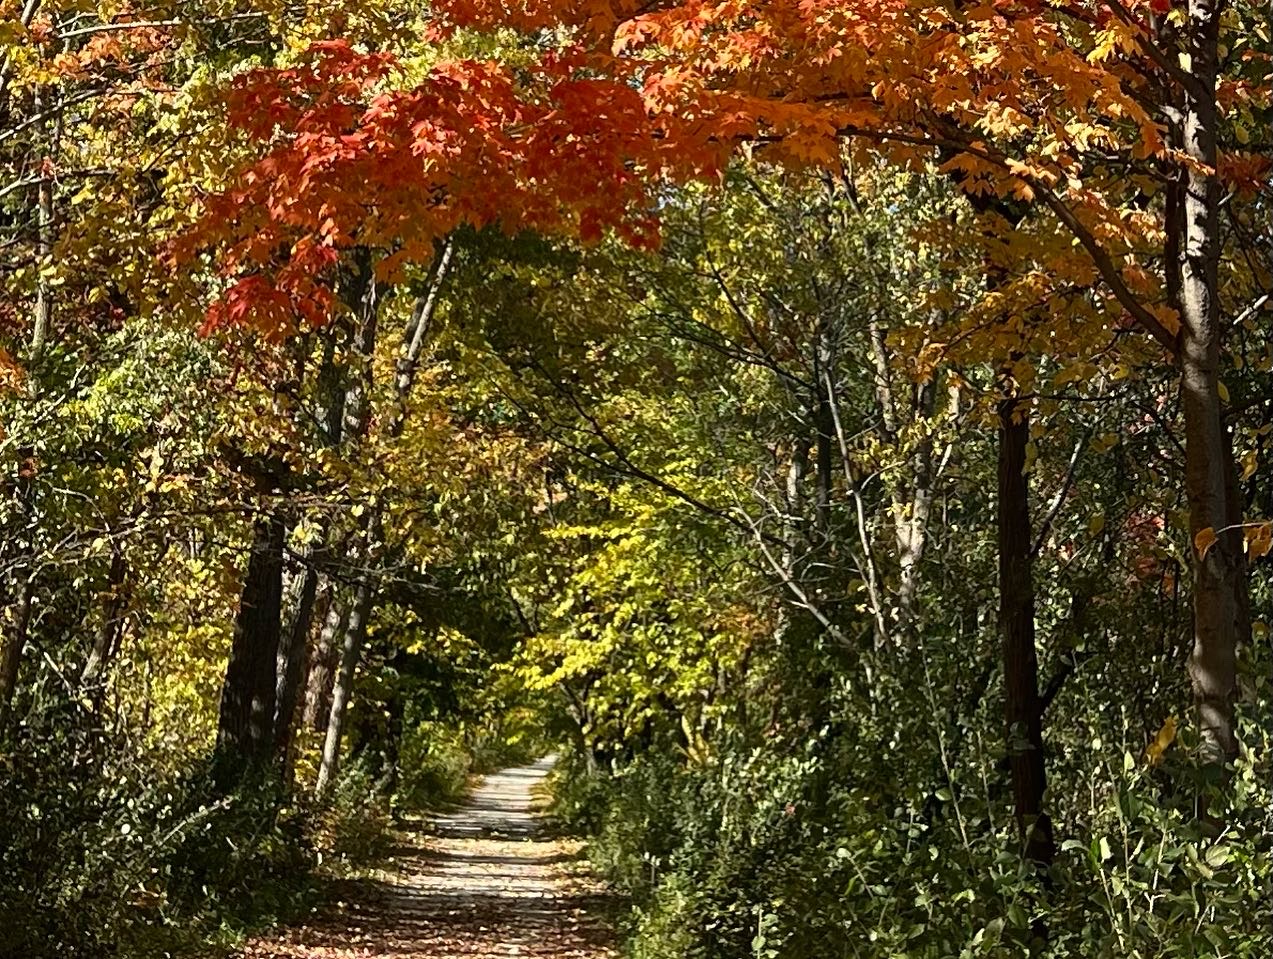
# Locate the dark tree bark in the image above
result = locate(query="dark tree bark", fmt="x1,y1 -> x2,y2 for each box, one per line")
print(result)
350,646 -> 407,794
215,511 -> 287,781
81,549 -> 129,692
0,455 -> 37,736
0,576 -> 33,736
273,562 -> 319,763
998,395 -> 1053,869
270,314 -> 352,768
380,685 -> 405,795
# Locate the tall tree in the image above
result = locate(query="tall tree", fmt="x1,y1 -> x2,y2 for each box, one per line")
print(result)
215,511 -> 286,778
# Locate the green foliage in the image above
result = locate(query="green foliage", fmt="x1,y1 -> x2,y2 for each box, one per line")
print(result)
310,760 -> 396,872
555,711 -> 1273,959
0,727 -> 313,957
0,713 -> 487,957
397,722 -> 485,811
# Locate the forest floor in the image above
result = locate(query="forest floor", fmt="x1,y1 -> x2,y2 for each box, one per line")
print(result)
242,758 -> 618,959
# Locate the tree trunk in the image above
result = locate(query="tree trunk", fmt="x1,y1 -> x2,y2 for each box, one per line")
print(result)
812,323 -> 835,540
81,549 -> 129,691
896,380 -> 937,634
0,454 -> 36,735
1176,0 -> 1244,765
381,684 -> 405,795
215,511 -> 287,781
270,312 -> 351,768
29,83 -> 53,363
387,237 -> 455,435
341,250 -> 381,440
349,645 -> 406,794
273,562 -> 319,763
308,241 -> 453,794
774,436 -> 813,647
304,588 -> 345,731
998,395 -> 1053,868
306,240 -> 452,796
868,317 -> 939,636
315,579 -> 374,797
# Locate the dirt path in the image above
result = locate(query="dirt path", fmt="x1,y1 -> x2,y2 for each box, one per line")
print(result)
244,758 -> 616,959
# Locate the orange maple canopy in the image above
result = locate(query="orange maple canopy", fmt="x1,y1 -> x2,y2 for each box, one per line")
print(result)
188,0 -> 1265,346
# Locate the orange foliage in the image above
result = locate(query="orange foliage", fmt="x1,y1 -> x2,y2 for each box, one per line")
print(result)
185,0 -> 1270,341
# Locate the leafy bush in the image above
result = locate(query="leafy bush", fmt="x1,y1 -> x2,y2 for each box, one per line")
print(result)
555,710 -> 1273,959
0,709 -> 411,958
397,722 -> 481,811
0,740 -> 299,956
311,759 -> 396,871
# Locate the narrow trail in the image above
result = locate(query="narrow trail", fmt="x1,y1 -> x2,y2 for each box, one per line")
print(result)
244,758 -> 616,959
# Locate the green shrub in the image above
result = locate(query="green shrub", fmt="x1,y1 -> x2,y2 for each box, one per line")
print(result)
0,730 -> 308,957
554,711 -> 1273,959
0,710 -> 407,958
397,722 -> 478,810
311,759 -> 396,871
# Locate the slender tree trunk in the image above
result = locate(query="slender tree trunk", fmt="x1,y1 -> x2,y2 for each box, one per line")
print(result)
868,318 -> 938,635
380,684 -> 405,795
786,435 -> 811,541
896,381 -> 937,633
957,192 -> 1053,864
771,436 -> 811,649
0,454 -> 37,735
1176,0 -> 1244,765
387,237 -> 454,435
308,241 -> 453,793
1,86 -> 56,724
998,395 -> 1053,868
341,250 -> 381,440
0,0 -> 41,114
563,684 -> 599,775
309,252 -> 379,796
812,325 -> 835,540
305,240 -> 453,796
315,579 -> 373,796
81,549 -> 129,695
29,84 -> 53,363
1223,428 -> 1251,662
270,315 -> 351,767
868,318 -> 900,440
304,589 -> 345,730
349,645 -> 406,793
215,511 -> 287,780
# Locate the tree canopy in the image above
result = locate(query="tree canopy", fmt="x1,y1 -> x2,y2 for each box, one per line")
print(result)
1,1 -> 1271,956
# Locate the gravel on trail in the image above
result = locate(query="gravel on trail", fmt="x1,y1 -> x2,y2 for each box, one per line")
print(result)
243,758 -> 617,959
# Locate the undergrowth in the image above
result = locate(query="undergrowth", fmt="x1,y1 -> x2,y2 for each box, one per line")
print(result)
551,717 -> 1273,959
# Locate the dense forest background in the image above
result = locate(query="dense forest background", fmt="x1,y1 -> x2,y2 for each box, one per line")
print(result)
2,1 -> 1272,957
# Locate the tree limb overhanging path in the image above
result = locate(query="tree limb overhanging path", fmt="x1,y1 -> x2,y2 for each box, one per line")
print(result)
244,759 -> 616,959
